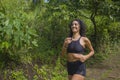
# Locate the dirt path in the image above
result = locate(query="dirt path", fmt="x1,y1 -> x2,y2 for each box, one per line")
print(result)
86,53 -> 120,80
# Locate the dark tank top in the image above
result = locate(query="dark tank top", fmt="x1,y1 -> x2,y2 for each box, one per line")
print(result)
67,37 -> 85,54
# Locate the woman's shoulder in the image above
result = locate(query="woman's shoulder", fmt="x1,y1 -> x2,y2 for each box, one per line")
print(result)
65,37 -> 72,40
81,36 -> 90,42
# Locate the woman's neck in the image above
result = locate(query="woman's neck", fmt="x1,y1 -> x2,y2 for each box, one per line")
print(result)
72,33 -> 80,39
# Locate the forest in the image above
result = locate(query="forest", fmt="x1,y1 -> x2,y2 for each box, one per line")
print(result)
0,0 -> 120,80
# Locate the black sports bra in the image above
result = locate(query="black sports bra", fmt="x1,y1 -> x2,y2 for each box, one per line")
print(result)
67,37 -> 85,54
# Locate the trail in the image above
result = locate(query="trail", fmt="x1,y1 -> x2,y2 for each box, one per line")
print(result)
86,53 -> 120,80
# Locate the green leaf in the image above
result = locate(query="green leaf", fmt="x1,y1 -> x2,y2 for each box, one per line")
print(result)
1,41 -> 10,49
32,40 -> 38,47
4,19 -> 9,26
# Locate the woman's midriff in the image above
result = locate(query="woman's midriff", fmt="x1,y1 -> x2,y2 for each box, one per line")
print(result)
67,53 -> 81,62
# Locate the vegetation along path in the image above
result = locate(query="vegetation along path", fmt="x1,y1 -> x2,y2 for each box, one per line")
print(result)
86,53 -> 120,80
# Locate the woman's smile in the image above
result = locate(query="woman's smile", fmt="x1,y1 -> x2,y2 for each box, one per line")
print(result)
71,21 -> 80,33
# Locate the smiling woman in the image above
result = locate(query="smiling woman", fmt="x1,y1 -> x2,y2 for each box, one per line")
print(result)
71,21 -> 80,33
61,19 -> 94,80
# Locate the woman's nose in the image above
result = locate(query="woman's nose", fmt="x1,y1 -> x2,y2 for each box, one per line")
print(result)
72,24 -> 75,27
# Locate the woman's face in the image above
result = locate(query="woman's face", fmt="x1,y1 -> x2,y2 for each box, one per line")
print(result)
71,21 -> 80,33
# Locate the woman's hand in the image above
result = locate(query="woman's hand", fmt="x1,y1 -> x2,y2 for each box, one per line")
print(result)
64,37 -> 72,48
79,54 -> 88,62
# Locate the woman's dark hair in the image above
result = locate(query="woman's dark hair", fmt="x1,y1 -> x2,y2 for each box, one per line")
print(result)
69,19 -> 86,37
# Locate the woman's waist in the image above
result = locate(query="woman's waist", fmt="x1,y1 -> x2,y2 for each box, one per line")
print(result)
67,53 -> 84,56
67,53 -> 83,62
67,58 -> 79,62
67,60 -> 84,64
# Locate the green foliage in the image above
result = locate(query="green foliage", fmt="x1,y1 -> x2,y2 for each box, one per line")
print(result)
0,0 -> 38,68
0,0 -> 120,79
3,69 -> 27,80
34,64 -> 48,80
33,57 -> 67,80
10,70 -> 27,80
0,2 -> 38,50
51,57 -> 67,80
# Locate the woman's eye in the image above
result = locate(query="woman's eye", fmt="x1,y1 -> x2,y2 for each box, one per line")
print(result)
75,23 -> 78,26
72,24 -> 76,26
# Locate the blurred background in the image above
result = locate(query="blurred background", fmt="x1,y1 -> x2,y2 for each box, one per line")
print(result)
0,0 -> 120,80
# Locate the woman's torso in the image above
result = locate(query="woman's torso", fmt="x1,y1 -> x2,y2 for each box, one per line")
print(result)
67,37 -> 85,62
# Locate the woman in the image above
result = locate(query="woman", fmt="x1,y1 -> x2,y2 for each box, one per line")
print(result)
61,19 -> 94,80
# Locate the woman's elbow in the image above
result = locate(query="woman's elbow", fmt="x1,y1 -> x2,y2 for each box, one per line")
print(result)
91,50 -> 94,56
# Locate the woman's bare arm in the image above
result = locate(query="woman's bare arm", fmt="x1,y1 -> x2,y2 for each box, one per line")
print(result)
84,37 -> 94,59
61,37 -> 72,57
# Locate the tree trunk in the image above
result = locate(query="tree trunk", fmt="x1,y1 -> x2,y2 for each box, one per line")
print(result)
90,0 -> 99,50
